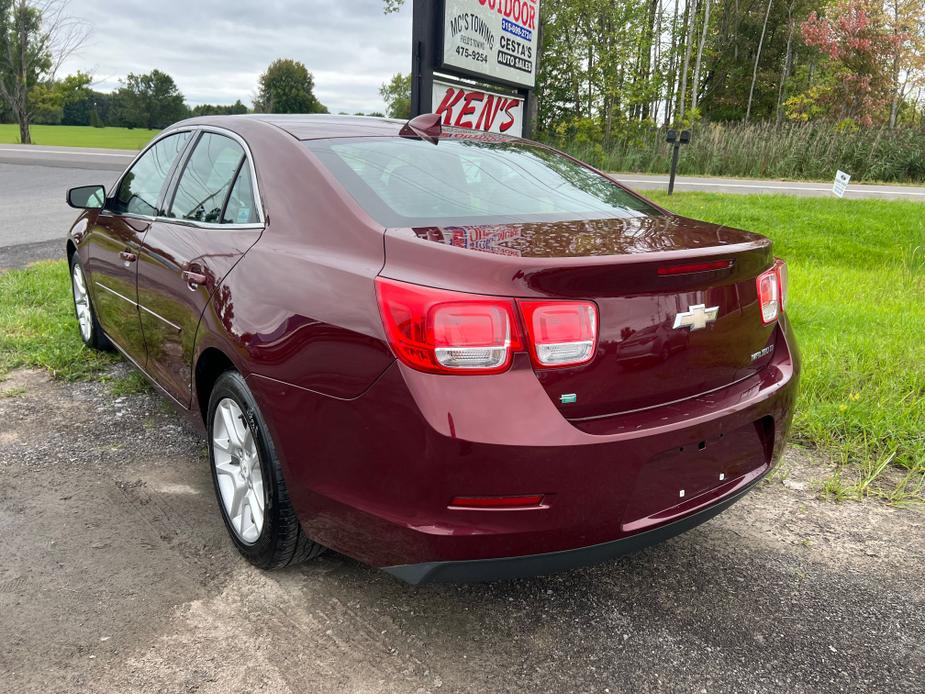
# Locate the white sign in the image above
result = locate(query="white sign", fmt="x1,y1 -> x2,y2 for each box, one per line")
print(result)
432,80 -> 524,136
442,0 -> 541,89
833,170 -> 851,198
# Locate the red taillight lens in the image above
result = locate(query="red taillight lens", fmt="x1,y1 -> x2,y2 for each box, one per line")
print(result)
449,495 -> 545,509
375,277 -> 522,374
774,258 -> 788,312
518,300 -> 598,368
756,268 -> 780,324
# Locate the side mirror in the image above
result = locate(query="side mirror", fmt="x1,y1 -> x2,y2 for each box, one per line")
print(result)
67,185 -> 106,210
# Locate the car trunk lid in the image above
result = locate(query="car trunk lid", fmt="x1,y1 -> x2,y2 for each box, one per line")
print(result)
381,215 -> 778,418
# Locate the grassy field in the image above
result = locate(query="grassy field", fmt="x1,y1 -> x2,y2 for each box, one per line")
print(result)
0,124 -> 159,149
0,193 -> 922,500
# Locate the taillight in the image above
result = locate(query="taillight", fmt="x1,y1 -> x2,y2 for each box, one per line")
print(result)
375,277 -> 522,374
518,300 -> 598,368
756,267 -> 780,324
774,258 -> 788,311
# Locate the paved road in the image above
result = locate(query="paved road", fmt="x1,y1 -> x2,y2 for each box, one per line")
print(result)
0,149 -> 128,266
0,144 -> 135,171
1,367 -> 922,693
0,162 -> 118,243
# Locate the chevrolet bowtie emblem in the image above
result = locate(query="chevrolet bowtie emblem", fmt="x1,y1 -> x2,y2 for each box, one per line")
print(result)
673,304 -> 719,331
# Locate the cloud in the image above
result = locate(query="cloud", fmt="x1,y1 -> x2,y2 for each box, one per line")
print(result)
58,0 -> 413,113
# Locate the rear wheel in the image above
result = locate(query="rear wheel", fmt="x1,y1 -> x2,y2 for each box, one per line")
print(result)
69,253 -> 112,351
208,371 -> 324,569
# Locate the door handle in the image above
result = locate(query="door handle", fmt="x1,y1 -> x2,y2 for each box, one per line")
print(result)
182,269 -> 208,290
119,250 -> 137,264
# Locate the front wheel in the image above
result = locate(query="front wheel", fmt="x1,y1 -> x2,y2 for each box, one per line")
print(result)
208,371 -> 324,569
70,253 -> 112,351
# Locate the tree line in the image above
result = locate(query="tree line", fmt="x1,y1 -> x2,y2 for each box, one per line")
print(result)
531,0 -> 924,140
2,59 -> 327,133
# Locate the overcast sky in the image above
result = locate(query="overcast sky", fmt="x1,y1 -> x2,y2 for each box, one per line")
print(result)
58,0 -> 413,113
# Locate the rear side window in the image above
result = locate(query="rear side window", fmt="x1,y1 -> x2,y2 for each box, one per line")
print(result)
169,133 -> 252,224
110,131 -> 192,217
222,166 -> 258,225
305,137 -> 659,227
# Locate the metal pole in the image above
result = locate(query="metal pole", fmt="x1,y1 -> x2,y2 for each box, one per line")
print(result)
410,0 -> 436,117
668,141 -> 681,195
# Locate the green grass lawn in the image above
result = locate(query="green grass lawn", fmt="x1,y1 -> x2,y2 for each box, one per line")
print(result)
0,260 -> 116,379
0,193 -> 922,500
0,124 -> 159,149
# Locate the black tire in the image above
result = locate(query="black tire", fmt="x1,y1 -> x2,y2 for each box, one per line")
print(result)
207,370 -> 324,569
69,253 -> 113,351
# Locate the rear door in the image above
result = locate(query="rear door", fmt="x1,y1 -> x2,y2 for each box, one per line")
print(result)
87,131 -> 193,363
136,129 -> 264,406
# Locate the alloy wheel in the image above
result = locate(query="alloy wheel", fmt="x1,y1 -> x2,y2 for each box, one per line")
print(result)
212,398 -> 266,544
72,263 -> 92,342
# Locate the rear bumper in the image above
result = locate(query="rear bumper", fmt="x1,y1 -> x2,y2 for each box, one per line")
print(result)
383,474 -> 760,584
249,317 -> 799,581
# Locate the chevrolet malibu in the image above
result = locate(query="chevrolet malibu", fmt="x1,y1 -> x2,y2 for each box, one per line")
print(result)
65,114 -> 799,584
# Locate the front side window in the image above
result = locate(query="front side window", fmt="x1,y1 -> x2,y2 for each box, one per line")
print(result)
169,133 -> 247,224
305,137 -> 660,227
110,131 -> 192,217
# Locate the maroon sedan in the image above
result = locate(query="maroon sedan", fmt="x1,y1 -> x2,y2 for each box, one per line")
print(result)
65,114 -> 799,584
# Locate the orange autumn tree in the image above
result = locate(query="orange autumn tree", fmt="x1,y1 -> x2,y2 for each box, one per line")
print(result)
796,0 -> 899,126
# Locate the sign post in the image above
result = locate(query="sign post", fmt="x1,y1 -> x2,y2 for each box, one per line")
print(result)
666,129 -> 691,195
410,0 -> 541,138
410,0 -> 438,118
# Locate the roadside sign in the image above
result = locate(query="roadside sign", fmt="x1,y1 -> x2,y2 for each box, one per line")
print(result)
441,0 -> 541,89
833,170 -> 851,198
410,0 -> 541,137
432,79 -> 524,136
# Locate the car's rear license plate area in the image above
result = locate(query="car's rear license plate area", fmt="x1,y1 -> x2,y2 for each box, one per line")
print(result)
622,418 -> 774,530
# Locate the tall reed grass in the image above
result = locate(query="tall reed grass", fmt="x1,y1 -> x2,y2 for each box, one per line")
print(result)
551,122 -> 925,184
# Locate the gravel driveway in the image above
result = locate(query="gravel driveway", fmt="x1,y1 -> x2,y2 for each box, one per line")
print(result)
0,366 -> 922,693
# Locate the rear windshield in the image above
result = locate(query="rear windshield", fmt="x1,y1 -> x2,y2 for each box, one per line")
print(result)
304,137 -> 660,228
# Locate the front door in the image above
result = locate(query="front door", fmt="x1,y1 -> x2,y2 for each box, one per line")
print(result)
86,131 -> 193,363
136,131 -> 263,405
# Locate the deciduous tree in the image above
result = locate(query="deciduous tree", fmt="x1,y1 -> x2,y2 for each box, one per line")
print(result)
0,0 -> 88,143
379,73 -> 411,119
800,0 -> 896,126
255,59 -> 327,114
112,69 -> 188,129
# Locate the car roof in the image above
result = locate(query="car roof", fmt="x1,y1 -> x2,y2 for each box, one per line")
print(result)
243,114 -> 409,140
177,114 -> 518,143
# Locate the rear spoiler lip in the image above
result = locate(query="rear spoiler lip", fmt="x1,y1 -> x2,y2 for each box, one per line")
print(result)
384,224 -> 771,268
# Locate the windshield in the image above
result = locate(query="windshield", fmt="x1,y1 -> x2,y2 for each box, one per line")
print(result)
304,137 -> 660,228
